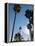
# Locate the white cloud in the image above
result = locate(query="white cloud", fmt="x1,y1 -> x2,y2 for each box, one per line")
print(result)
21,26 -> 29,35
9,26 -> 31,42
20,26 -> 30,40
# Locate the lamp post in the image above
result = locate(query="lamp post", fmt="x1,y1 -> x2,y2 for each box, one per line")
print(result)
11,4 -> 21,42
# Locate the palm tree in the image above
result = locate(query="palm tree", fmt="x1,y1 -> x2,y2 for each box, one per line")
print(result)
27,24 -> 33,41
11,4 -> 21,42
14,32 -> 22,42
25,9 -> 33,41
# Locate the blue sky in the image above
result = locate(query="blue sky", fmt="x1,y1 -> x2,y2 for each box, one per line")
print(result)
8,4 -> 33,41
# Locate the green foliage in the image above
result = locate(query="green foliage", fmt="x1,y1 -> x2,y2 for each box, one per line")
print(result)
25,9 -> 33,24
13,4 -> 21,12
27,24 -> 32,29
25,9 -> 33,41
14,32 -> 23,42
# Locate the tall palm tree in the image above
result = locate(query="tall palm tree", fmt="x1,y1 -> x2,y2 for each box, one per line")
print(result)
11,4 -> 21,42
25,9 -> 33,41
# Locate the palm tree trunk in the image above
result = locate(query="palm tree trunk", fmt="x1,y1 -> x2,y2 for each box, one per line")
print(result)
29,28 -> 31,40
29,28 -> 33,41
31,31 -> 33,41
11,12 -> 16,42
29,18 -> 32,41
